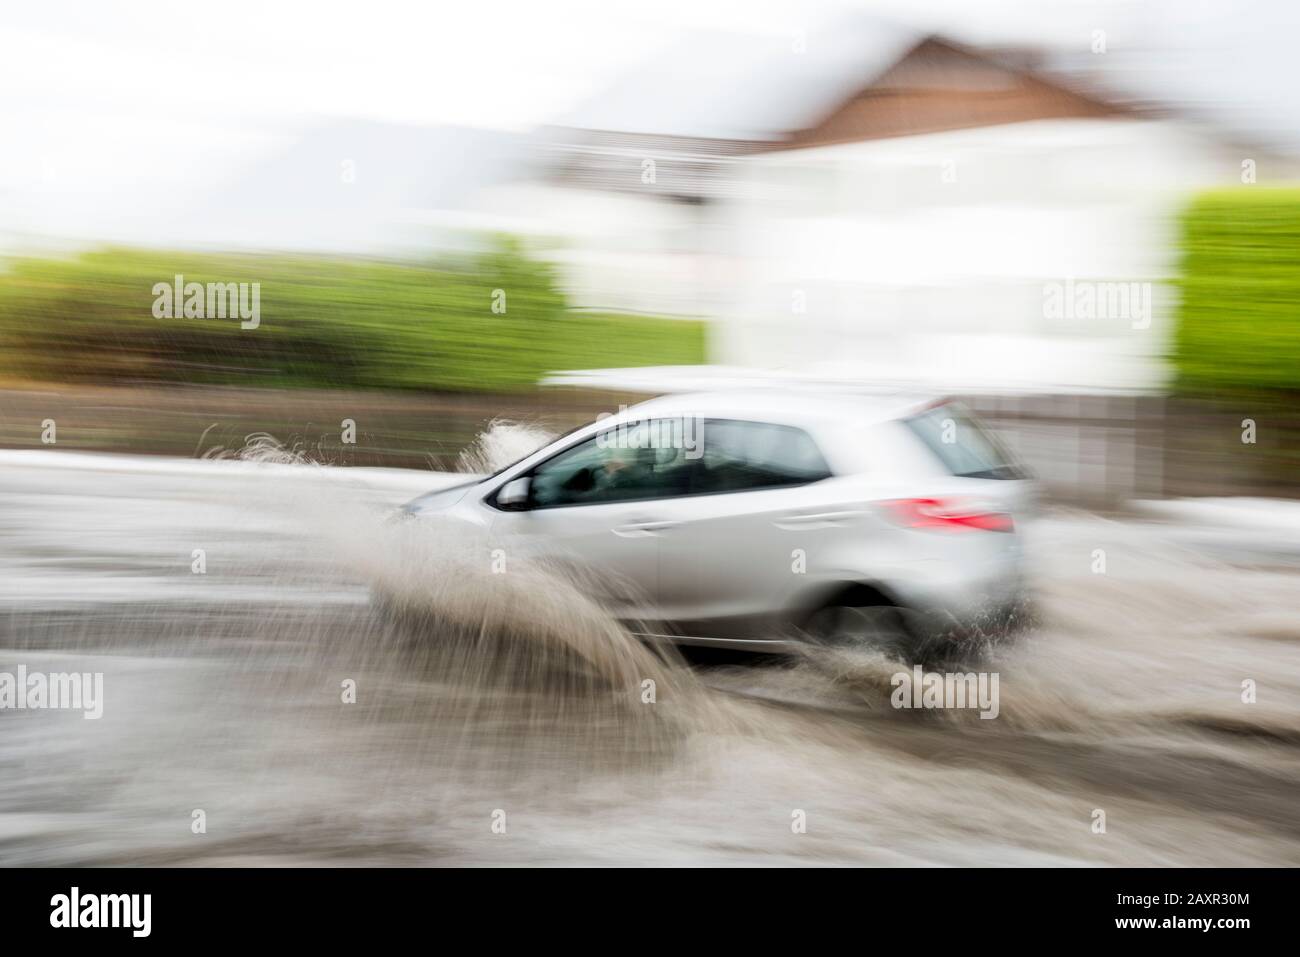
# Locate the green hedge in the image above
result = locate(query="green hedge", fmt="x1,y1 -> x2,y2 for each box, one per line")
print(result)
1174,188 -> 1300,394
0,241 -> 706,392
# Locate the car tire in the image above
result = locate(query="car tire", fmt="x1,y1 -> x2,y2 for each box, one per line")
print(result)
802,603 -> 912,656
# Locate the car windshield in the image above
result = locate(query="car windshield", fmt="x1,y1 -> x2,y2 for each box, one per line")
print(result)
903,403 -> 1025,480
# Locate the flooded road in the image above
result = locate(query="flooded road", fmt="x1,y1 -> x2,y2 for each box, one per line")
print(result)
2,449 -> 1298,866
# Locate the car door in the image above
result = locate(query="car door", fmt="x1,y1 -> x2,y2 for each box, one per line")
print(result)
486,420 -> 694,622
654,419 -> 837,633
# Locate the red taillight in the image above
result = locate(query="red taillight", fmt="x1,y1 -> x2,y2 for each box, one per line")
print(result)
881,497 -> 1014,533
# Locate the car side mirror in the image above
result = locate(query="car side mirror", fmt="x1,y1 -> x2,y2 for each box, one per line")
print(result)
496,476 -> 532,510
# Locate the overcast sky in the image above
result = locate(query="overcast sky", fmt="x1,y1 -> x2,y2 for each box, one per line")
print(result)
1,0 -> 1296,244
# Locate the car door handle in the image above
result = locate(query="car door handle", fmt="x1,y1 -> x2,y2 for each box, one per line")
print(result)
774,509 -> 866,530
613,519 -> 680,537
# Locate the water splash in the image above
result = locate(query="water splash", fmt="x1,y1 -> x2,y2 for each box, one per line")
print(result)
456,418 -> 555,474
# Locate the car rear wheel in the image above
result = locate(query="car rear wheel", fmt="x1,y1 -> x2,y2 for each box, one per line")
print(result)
803,603 -> 911,656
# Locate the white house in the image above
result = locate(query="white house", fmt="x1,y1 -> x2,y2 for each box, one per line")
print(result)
712,37 -> 1265,393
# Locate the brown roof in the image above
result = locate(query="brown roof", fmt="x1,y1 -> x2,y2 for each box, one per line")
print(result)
775,37 -> 1132,152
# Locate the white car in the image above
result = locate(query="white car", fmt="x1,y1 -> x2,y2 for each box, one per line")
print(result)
399,390 -> 1034,654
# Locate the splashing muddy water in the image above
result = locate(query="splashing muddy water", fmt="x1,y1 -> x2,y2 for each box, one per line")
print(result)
0,442 -> 1298,866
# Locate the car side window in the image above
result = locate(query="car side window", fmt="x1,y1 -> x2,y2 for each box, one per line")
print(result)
693,420 -> 831,494
528,420 -> 695,508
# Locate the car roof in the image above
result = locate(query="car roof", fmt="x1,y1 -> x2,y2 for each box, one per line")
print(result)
619,388 -> 946,429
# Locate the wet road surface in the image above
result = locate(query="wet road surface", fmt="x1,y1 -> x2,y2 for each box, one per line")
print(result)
2,449 -> 1298,866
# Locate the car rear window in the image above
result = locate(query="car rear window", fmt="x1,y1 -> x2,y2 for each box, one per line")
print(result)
903,404 -> 1025,480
